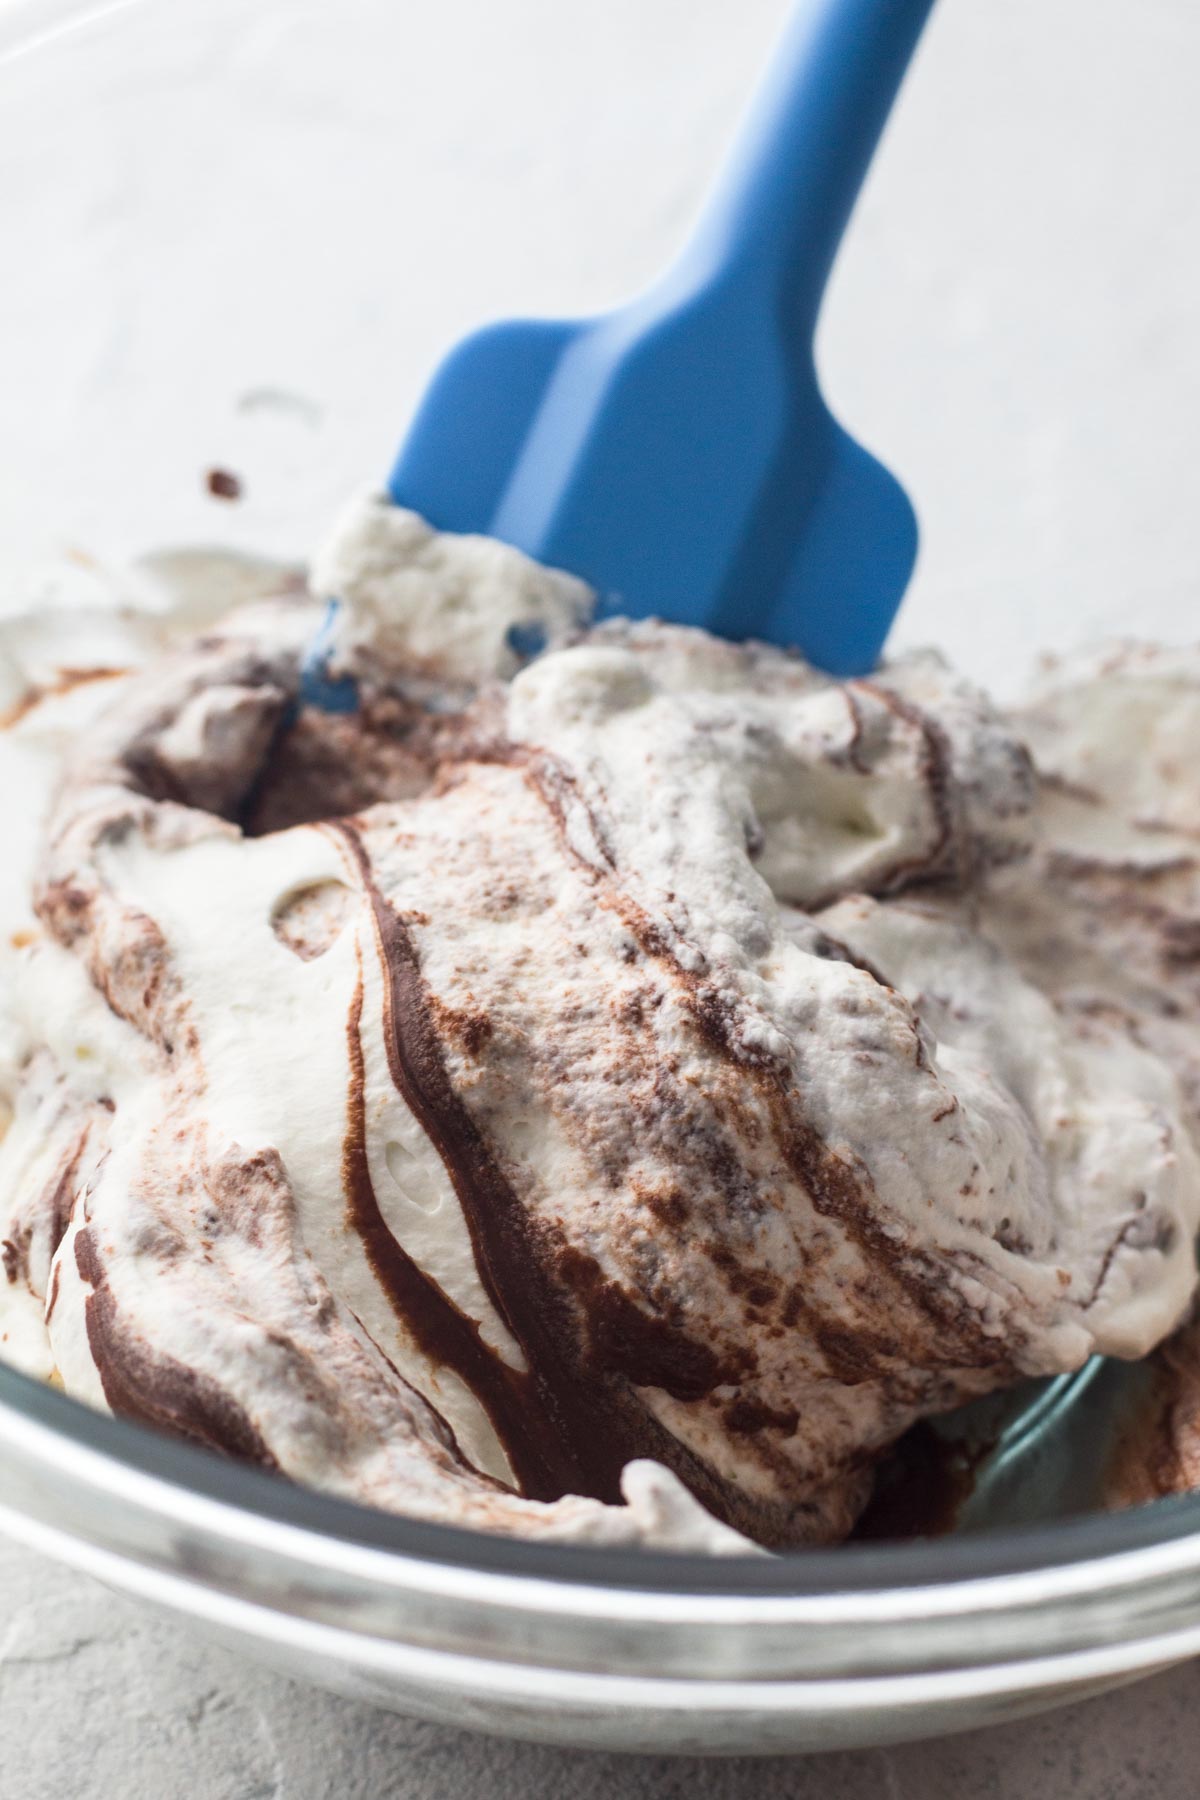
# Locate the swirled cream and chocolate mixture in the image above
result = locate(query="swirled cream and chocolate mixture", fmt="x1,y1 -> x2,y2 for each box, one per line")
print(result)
2,500 -> 1198,1551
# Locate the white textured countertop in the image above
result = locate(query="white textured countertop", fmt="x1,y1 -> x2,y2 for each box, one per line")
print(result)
6,1535 -> 1200,1799
2,0 -> 1200,1793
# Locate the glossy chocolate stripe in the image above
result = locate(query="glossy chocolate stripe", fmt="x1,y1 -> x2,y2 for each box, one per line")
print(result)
333,819 -> 635,1506
47,1129 -> 89,1260
75,1227 -> 278,1468
341,955 -> 559,1499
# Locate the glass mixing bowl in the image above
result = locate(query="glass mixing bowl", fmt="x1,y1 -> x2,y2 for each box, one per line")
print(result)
3,0 -> 1200,1755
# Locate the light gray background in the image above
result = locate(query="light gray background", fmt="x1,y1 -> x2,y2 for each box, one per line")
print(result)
2,0 -> 1199,695
2,0 -> 1200,1794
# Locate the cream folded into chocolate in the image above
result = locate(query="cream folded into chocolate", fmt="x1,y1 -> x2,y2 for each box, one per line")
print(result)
1,502 -> 1197,1550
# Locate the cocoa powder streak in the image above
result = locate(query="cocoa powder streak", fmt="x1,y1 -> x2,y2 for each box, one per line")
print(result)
524,749 -> 1007,1374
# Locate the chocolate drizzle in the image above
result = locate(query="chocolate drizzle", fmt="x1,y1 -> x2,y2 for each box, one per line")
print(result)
46,1132 -> 88,1262
555,1245 -> 728,1401
0,1129 -> 89,1292
334,819 -> 653,1505
0,666 -> 126,732
75,1228 -> 278,1468
856,679 -> 958,888
341,956 -> 567,1498
851,1420 -> 981,1541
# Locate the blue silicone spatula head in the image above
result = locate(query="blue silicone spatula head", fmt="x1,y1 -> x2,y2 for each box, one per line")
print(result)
386,0 -> 935,674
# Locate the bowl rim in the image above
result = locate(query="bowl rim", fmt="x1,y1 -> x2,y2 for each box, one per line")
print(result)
3,0 -> 1200,1659
6,1358 -> 1200,1606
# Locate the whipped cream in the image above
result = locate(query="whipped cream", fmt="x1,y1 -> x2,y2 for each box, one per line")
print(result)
1,499 -> 1197,1549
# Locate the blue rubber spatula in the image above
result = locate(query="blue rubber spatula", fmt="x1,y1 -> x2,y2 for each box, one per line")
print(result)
383,0 -> 1122,1531
384,0 -> 936,675
326,0 -> 1123,1536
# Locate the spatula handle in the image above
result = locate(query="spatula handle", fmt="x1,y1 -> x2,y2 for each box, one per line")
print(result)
676,0 -> 936,329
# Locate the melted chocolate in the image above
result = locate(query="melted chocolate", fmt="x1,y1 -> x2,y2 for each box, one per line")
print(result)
341,958 -> 566,1498
556,1245 -> 729,1402
75,1228 -> 278,1469
334,819 -> 719,1510
46,1132 -> 88,1261
0,666 -> 126,732
851,1421 -> 984,1542
242,700 -> 432,837
856,680 -> 957,887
